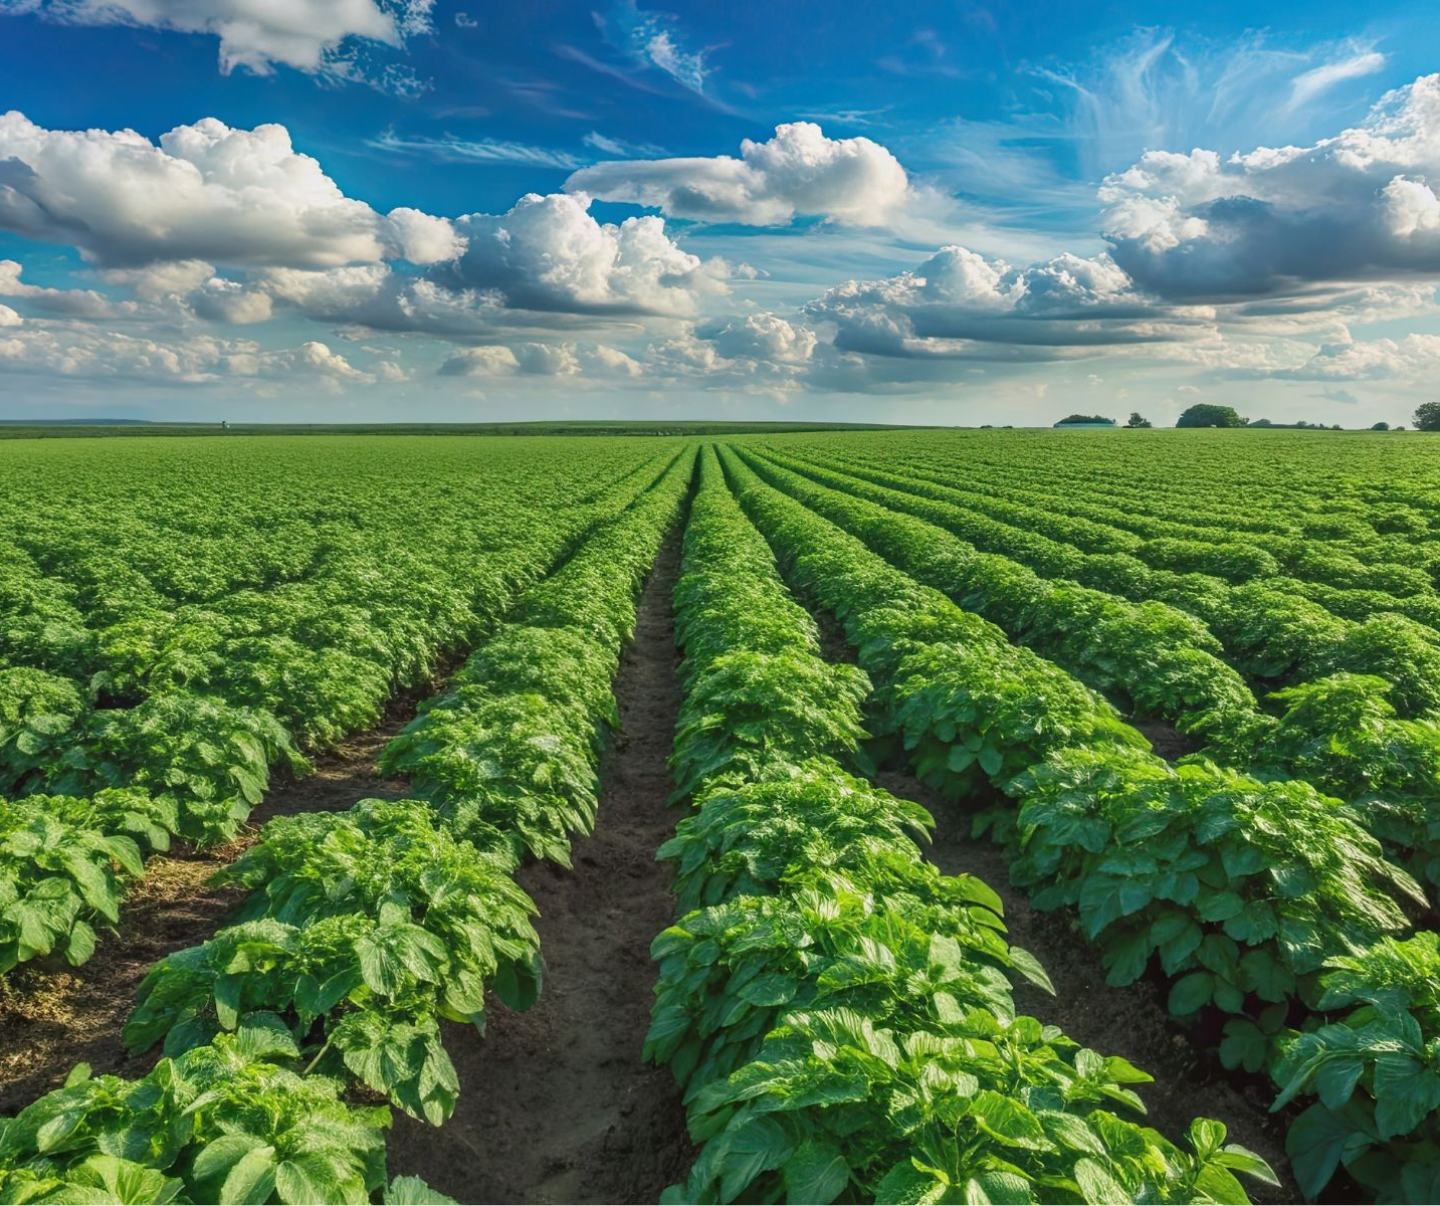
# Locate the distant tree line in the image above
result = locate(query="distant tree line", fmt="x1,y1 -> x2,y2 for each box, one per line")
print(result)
1041,402 -> 1435,430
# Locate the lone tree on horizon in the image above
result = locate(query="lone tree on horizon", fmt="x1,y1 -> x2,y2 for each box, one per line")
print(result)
1415,402 -> 1440,431
1176,403 -> 1246,428
1126,412 -> 1153,428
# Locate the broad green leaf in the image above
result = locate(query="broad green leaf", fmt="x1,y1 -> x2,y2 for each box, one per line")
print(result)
384,1176 -> 458,1205
1074,1157 -> 1128,1205
1167,972 -> 1214,1016
718,1115 -> 792,1203
219,1145 -> 278,1206
782,1139 -> 849,1204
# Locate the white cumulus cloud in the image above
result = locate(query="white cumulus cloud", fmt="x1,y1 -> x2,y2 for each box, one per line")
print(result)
437,191 -> 727,316
0,112 -> 456,270
802,245 -> 1188,360
0,0 -> 430,76
1101,73 -> 1440,300
0,258 -> 117,317
439,340 -> 643,379
699,312 -> 817,364
566,122 -> 910,227
1274,331 -> 1440,380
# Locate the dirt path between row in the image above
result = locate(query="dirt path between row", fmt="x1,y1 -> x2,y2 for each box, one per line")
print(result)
388,529 -> 692,1204
0,699 -> 420,1111
874,768 -> 1298,1202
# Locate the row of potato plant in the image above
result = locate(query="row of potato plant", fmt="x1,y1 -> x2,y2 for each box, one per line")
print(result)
0,451 -> 674,979
769,445 -> 1440,715
812,435 -> 1440,597
0,456 -> 695,1203
124,452 -> 695,1121
820,443 -> 1440,600
739,448 -> 1440,896
650,446 -> 1275,1204
720,444 -> 1436,1201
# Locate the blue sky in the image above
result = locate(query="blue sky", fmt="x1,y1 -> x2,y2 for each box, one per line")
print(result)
1,0 -> 1438,424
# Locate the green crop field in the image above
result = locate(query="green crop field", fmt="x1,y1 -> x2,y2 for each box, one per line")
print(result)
2,427 -> 1439,1204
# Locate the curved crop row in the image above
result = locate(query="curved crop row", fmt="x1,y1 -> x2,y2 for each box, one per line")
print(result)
0,453 -> 695,1203
738,449 -> 1440,895
834,441 -> 1440,584
766,446 -> 1440,713
720,444 -> 1433,1201
824,431 -> 1440,566
738,447 -> 1258,741
121,450 -> 695,1123
0,450 -> 676,979
651,446 -> 1276,1204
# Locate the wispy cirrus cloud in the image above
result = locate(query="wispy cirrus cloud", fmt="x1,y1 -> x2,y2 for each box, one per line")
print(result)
929,30 -> 1394,191
795,106 -> 892,129
367,128 -> 585,169
583,130 -> 667,158
877,29 -> 962,79
1286,46 -> 1387,111
599,0 -> 710,94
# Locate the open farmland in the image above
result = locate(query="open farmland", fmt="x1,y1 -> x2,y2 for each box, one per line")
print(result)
2,427 -> 1440,1204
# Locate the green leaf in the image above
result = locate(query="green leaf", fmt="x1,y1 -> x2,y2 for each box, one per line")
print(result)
969,1090 -> 1048,1149
1373,1054 -> 1440,1139
493,959 -> 540,1012
1168,971 -> 1214,1016
1074,1157 -> 1128,1205
718,1115 -> 793,1203
192,1134 -> 266,1187
1215,1146 -> 1280,1187
1286,1103 -> 1373,1200
1198,891 -> 1244,922
64,919 -> 97,967
384,1176 -> 458,1205
739,973 -> 798,1007
232,1012 -> 301,1061
964,1171 -> 1031,1205
1007,946 -> 1055,995
275,1154 -> 343,1206
782,1139 -> 849,1204
219,1144 -> 278,1205
874,1161 -> 946,1205
1218,1020 -> 1268,1074
1314,1056 -> 1365,1113
75,1154 -> 183,1204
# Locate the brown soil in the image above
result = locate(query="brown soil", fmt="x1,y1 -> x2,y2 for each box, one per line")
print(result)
387,529 -> 693,1204
0,704 -> 418,1110
1132,716 -> 1201,762
874,768 -> 1298,1202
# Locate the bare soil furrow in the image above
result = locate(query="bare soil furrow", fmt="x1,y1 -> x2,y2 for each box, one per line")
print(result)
0,694 -> 422,1109
386,529 -> 692,1204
